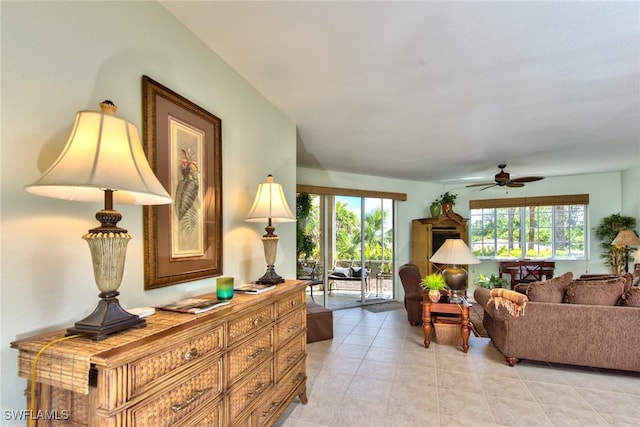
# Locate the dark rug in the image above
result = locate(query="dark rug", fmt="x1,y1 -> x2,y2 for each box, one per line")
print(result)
469,302 -> 488,338
363,301 -> 404,313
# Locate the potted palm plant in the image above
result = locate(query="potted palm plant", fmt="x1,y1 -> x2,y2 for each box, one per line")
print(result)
420,273 -> 447,303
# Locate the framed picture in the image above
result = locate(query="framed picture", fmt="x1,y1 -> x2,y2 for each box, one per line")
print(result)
142,75 -> 222,289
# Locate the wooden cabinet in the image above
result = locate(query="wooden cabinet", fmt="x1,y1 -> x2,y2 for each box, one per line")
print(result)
11,280 -> 308,427
411,210 -> 469,277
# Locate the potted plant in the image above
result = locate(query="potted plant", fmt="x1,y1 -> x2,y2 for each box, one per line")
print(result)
474,273 -> 508,289
420,273 -> 447,303
594,213 -> 637,273
437,191 -> 458,213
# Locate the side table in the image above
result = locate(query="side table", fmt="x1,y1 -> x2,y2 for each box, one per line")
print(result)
422,297 -> 471,353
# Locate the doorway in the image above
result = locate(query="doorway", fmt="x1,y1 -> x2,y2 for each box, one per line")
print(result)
297,191 -> 396,310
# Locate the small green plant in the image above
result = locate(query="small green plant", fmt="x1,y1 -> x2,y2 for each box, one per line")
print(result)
420,273 -> 447,291
436,191 -> 458,205
474,273 -> 508,289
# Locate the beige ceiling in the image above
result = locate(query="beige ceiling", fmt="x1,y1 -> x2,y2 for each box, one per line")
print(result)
161,1 -> 639,184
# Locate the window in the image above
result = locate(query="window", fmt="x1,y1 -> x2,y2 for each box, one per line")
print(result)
469,194 -> 588,260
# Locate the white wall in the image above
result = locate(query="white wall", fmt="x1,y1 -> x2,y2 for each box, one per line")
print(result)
621,165 -> 640,218
1,1 -> 296,417
621,165 -> 640,263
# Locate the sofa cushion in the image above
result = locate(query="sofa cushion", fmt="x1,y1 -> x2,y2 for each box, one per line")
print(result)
564,277 -> 626,306
525,271 -> 573,303
331,267 -> 350,277
577,273 -> 633,292
350,267 -> 363,278
620,287 -> 640,307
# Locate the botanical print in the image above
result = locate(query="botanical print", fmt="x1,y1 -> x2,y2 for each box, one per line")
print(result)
169,116 -> 205,257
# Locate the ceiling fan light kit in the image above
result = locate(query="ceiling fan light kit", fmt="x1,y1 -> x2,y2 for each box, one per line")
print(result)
466,164 -> 544,191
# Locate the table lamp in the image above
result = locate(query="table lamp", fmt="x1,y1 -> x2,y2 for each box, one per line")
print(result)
611,229 -> 640,273
245,175 -> 295,284
429,239 -> 480,303
25,101 -> 172,340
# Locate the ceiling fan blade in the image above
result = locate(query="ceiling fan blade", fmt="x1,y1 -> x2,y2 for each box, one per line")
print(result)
466,182 -> 495,188
511,176 -> 544,183
479,183 -> 498,191
506,182 -> 525,188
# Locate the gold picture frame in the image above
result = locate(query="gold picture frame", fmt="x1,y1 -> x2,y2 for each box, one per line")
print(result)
142,75 -> 222,289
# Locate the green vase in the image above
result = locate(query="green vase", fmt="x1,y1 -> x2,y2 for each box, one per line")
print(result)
430,203 -> 441,217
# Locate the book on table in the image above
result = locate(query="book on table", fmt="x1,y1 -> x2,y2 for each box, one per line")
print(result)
233,283 -> 276,294
156,297 -> 230,314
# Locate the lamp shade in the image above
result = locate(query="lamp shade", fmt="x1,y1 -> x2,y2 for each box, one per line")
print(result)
245,175 -> 295,222
25,101 -> 171,206
430,239 -> 480,265
611,230 -> 640,247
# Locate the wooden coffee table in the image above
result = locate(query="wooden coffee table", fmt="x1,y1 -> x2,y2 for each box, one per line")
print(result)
422,297 -> 471,353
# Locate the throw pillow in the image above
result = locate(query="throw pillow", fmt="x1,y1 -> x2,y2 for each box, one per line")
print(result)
350,267 -> 362,278
331,267 -> 350,277
576,274 -> 633,292
526,271 -> 573,303
564,277 -> 626,306
620,287 -> 640,307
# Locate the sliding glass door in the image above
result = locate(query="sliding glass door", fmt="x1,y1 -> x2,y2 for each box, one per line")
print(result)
297,191 -> 396,309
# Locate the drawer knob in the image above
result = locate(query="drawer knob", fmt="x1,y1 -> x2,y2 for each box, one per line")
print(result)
287,324 -> 300,333
252,318 -> 261,327
183,348 -> 199,361
171,387 -> 211,412
290,300 -> 297,306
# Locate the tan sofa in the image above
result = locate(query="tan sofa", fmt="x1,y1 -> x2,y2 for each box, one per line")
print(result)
474,273 -> 640,372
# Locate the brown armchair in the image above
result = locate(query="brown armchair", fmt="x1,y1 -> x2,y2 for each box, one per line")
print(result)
399,263 -> 424,326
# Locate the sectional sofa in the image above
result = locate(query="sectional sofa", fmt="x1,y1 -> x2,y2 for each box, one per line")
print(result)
474,272 -> 640,372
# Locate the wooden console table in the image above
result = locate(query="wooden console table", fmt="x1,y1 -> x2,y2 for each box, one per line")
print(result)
12,280 -> 308,426
422,297 -> 471,353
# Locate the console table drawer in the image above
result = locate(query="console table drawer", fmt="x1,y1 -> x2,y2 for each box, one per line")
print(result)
130,324 -> 224,397
254,361 -> 306,426
228,362 -> 273,420
179,398 -> 224,427
228,305 -> 274,345
276,292 -> 304,318
275,332 -> 305,379
228,327 -> 273,383
275,308 -> 305,348
128,354 -> 223,426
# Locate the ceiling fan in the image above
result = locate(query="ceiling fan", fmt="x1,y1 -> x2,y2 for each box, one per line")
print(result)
466,164 -> 544,190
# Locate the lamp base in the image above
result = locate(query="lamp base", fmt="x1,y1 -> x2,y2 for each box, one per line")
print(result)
256,266 -> 285,285
67,291 -> 145,341
443,265 -> 468,303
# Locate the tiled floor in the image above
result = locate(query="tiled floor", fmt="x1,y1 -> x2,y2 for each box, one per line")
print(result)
277,305 -> 640,427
